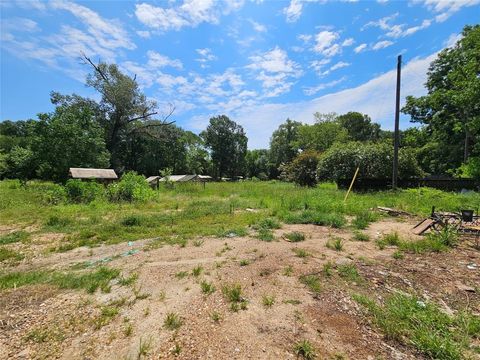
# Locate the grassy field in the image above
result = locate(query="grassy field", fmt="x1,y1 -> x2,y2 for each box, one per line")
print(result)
1,179 -> 478,254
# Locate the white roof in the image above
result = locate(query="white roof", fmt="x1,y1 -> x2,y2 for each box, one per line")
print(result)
69,168 -> 118,179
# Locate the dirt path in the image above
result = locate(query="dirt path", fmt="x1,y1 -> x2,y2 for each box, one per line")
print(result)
1,219 -> 479,359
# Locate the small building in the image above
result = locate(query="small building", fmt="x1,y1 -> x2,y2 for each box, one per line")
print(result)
159,174 -> 199,182
197,175 -> 213,182
146,175 -> 161,189
69,168 -> 118,184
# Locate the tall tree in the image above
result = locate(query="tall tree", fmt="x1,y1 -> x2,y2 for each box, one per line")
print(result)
269,119 -> 302,177
201,115 -> 247,179
402,25 -> 480,174
337,112 -> 380,142
83,55 -> 174,170
296,121 -> 348,152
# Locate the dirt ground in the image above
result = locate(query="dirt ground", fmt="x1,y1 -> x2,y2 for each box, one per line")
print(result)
1,218 -> 479,360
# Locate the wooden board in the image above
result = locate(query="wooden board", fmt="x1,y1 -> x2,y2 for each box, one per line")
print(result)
412,218 -> 435,235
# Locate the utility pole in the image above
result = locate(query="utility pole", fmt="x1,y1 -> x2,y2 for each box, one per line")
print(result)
392,55 -> 402,190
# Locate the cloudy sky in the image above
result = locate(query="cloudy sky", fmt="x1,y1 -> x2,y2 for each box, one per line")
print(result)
1,0 -> 479,148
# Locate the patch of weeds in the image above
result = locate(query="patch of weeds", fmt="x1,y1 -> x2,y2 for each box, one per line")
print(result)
352,211 -> 376,230
45,215 -> 72,228
283,265 -> 294,276
211,311 -> 221,322
431,226 -> 458,247
158,290 -> 166,301
322,261 -> 334,277
262,295 -> 275,308
300,274 -> 322,294
353,293 -> 480,360
163,312 -> 183,330
259,268 -> 272,276
376,232 -> 401,249
175,271 -> 188,279
398,237 -> 448,254
192,265 -> 203,277
143,307 -> 150,316
0,230 -> 30,245
118,272 -> 138,286
257,228 -> 274,242
171,343 -> 182,355
138,336 -> 153,358
216,243 -> 232,256
284,231 -> 305,242
326,237 -> 343,251
292,248 -> 310,258
94,305 -> 119,329
255,218 -> 281,230
133,286 -> 150,300
123,322 -> 133,337
239,259 -> 250,266
352,231 -> 369,242
192,239 -> 204,247
294,339 -> 316,360
0,248 -> 24,262
222,283 -> 243,302
121,214 -> 143,227
392,250 -> 404,259
200,280 -> 215,295
284,299 -> 302,305
337,264 -> 362,283
283,211 -> 346,228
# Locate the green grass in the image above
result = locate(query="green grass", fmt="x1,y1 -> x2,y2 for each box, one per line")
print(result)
163,312 -> 183,330
256,228 -> 275,241
284,231 -> 305,242
352,231 -> 369,242
337,264 -> 362,283
0,180 -> 478,253
191,265 -> 203,277
0,248 -> 24,262
0,230 -> 30,245
222,283 -> 244,303
300,274 -> 322,294
262,294 -> 275,308
353,293 -> 480,360
352,211 -> 377,229
294,339 -> 316,360
326,237 -> 343,251
292,248 -> 311,258
200,280 -> 215,295
0,266 -> 119,293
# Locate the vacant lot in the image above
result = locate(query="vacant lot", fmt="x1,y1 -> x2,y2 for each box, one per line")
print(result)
0,180 -> 479,359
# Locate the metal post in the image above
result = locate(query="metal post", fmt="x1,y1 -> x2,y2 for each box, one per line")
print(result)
392,55 -> 402,190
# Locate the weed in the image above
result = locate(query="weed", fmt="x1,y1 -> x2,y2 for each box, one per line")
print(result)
137,336 -> 152,358
284,299 -> 302,305
175,271 -> 188,279
300,275 -> 322,294
222,283 -> 243,303
352,231 -> 369,242
158,290 -> 166,301
118,272 -> 138,286
431,226 -> 458,247
239,259 -> 250,266
262,295 -> 275,308
192,239 -> 204,247
283,265 -> 294,276
45,215 -> 71,227
392,250 -> 404,259
164,312 -> 183,330
143,307 -> 150,316
284,231 -> 305,242
211,311 -> 221,322
352,211 -> 376,230
192,265 -> 203,277
121,215 -> 143,227
294,339 -> 316,360
293,248 -> 310,258
337,264 -> 362,283
322,261 -> 333,277
0,248 -> 24,262
94,305 -> 119,329
0,230 -> 30,245
133,286 -> 150,300
326,237 -> 343,251
200,280 -> 215,295
171,343 -> 182,355
376,232 -> 401,249
256,218 -> 281,230
257,228 -> 274,242
123,323 -> 133,337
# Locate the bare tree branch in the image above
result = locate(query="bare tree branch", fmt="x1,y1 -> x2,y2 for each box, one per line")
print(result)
81,52 -> 109,83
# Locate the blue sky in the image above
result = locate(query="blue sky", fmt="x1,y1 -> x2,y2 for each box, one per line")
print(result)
1,0 -> 479,148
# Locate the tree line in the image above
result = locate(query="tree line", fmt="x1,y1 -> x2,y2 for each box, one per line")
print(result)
0,25 -> 478,184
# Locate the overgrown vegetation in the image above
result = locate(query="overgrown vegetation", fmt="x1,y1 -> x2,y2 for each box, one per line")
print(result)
353,293 -> 480,359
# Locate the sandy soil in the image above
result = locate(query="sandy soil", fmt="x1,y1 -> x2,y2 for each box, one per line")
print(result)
1,218 -> 479,359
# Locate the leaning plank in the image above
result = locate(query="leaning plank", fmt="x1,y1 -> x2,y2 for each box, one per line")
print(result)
412,218 -> 435,235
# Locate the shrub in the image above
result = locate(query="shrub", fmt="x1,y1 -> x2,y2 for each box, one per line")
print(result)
280,150 -> 320,187
42,183 -> 67,205
65,179 -> 104,203
284,231 -> 305,242
107,172 -> 154,202
317,141 -> 423,181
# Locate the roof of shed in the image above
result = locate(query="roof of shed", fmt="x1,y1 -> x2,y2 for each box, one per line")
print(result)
159,174 -> 198,182
69,168 -> 118,179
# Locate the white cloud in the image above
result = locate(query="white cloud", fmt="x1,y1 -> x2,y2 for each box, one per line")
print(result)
330,61 -> 350,71
222,53 -> 435,148
147,51 -> 183,70
342,38 -> 355,46
416,0 -> 480,22
364,13 -> 433,38
283,0 -> 303,23
136,30 -> 151,38
354,43 -> 367,53
372,40 -> 394,50
313,30 -> 341,56
303,76 -> 346,96
135,0 -> 244,31
1,17 -> 39,33
249,19 -> 267,32
195,48 -> 217,67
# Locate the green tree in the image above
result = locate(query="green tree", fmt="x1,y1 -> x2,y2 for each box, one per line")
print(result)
296,121 -> 348,152
402,25 -> 480,174
337,112 -> 380,142
280,150 -> 320,187
33,94 -> 110,182
3,146 -> 35,183
245,149 -> 271,180
269,119 -> 302,177
201,115 -> 247,179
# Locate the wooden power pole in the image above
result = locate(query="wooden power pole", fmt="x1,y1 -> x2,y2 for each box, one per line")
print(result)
392,55 -> 402,190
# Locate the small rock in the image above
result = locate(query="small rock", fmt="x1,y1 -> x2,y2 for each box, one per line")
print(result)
456,283 -> 476,292
335,257 -> 353,266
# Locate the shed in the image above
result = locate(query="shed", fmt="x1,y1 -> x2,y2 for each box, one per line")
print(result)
146,175 -> 161,189
159,174 -> 198,182
69,168 -> 118,184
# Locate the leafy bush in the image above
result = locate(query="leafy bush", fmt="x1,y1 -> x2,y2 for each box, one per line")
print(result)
280,150 -> 320,187
107,171 -> 154,202
42,183 -> 67,205
317,141 -> 424,181
65,179 -> 103,203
